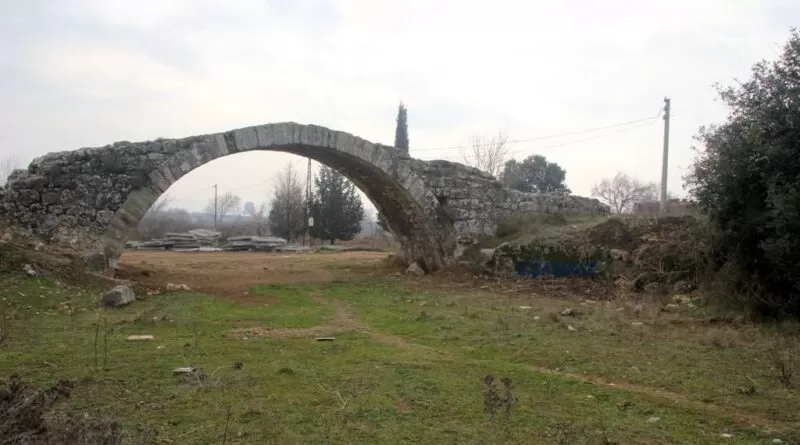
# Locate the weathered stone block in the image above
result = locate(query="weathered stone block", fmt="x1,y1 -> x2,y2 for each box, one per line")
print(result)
102,285 -> 136,307
233,127 -> 259,151
41,192 -> 60,205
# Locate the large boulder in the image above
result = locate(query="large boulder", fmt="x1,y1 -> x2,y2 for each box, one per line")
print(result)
102,285 -> 136,307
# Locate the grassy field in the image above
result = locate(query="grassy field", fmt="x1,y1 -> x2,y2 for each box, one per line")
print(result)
1,252 -> 798,444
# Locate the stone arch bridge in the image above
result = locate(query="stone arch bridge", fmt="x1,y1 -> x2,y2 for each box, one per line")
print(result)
0,122 -> 606,273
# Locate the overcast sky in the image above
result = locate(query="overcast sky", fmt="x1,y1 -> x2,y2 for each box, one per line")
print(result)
1,0 -> 797,212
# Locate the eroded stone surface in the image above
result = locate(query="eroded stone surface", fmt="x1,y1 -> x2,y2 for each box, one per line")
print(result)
0,122 -> 607,273
102,285 -> 136,307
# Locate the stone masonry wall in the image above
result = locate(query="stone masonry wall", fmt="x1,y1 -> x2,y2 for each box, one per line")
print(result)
0,139 -> 178,250
409,159 -> 608,242
0,125 -> 607,271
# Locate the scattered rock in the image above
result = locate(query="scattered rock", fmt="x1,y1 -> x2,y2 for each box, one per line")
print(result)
165,283 -> 191,291
631,322 -> 643,327
646,416 -> 660,424
567,325 -> 577,332
404,262 -> 425,276
1,231 -> 12,243
22,264 -> 38,277
662,303 -> 680,312
772,439 -> 783,444
560,308 -> 578,317
172,367 -> 206,382
126,335 -> 154,341
672,280 -> 696,294
720,433 -> 734,438
609,248 -> 631,261
477,248 -> 495,270
518,306 -> 532,310
102,285 -> 136,307
672,294 -> 693,305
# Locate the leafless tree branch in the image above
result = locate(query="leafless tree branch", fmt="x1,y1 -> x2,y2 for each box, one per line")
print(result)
0,156 -> 20,186
460,132 -> 511,178
591,172 -> 657,214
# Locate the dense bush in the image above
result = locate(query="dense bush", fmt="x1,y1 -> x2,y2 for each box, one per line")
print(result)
686,29 -> 800,316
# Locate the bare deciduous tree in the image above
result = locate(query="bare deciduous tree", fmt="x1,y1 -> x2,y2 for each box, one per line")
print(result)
591,172 -> 657,214
0,156 -> 20,186
460,132 -> 511,178
268,162 -> 306,242
206,192 -> 242,227
244,201 -> 269,236
135,196 -> 197,240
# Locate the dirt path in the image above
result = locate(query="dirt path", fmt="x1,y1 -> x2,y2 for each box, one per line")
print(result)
516,364 -> 791,434
223,294 -> 791,433
118,250 -> 392,298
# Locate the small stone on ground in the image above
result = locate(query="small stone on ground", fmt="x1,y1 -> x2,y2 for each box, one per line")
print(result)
22,264 -> 37,277
102,285 -> 136,307
404,262 -> 425,276
126,335 -> 154,341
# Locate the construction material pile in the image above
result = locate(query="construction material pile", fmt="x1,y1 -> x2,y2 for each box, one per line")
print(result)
165,232 -> 199,250
223,235 -> 287,251
131,229 -> 222,251
188,229 -> 222,245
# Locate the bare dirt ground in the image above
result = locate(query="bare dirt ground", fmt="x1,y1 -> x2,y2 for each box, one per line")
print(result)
117,250 -> 395,299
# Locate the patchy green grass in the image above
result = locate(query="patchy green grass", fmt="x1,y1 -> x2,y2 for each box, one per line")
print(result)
1,269 -> 798,444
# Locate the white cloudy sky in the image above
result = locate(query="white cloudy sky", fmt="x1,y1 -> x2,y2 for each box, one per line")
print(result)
1,0 -> 797,212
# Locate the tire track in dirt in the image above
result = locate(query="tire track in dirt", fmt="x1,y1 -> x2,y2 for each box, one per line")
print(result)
223,298 -> 790,434
515,364 -> 792,434
224,300 -> 365,339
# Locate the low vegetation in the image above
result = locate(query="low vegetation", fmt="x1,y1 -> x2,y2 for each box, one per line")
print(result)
1,248 -> 798,444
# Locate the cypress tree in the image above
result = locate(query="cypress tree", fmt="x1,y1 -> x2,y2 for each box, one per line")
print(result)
394,102 -> 409,154
310,167 -> 365,244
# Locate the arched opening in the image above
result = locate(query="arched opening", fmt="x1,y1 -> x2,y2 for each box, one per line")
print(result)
101,123 -> 456,273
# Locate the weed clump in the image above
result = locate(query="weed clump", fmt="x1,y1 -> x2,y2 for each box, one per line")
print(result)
0,374 -> 155,445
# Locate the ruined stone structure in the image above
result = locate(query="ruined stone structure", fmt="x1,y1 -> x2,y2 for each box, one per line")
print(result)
0,122 -> 606,273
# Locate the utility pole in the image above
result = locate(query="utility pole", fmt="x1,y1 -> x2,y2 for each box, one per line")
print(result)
304,158 -> 312,247
213,184 -> 218,230
660,97 -> 671,215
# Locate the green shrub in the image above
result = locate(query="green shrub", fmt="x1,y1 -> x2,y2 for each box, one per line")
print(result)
686,29 -> 800,316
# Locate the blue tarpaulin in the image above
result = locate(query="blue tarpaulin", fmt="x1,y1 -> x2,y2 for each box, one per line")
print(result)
514,260 -> 599,278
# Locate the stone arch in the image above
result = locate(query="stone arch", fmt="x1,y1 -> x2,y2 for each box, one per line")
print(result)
101,122 -> 455,272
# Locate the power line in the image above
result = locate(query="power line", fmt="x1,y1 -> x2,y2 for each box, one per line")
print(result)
413,111 -> 663,152
504,120 -> 659,156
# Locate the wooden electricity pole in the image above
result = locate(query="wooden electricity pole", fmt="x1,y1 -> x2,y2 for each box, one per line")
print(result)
660,97 -> 671,215
213,184 -> 218,230
304,158 -> 312,247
